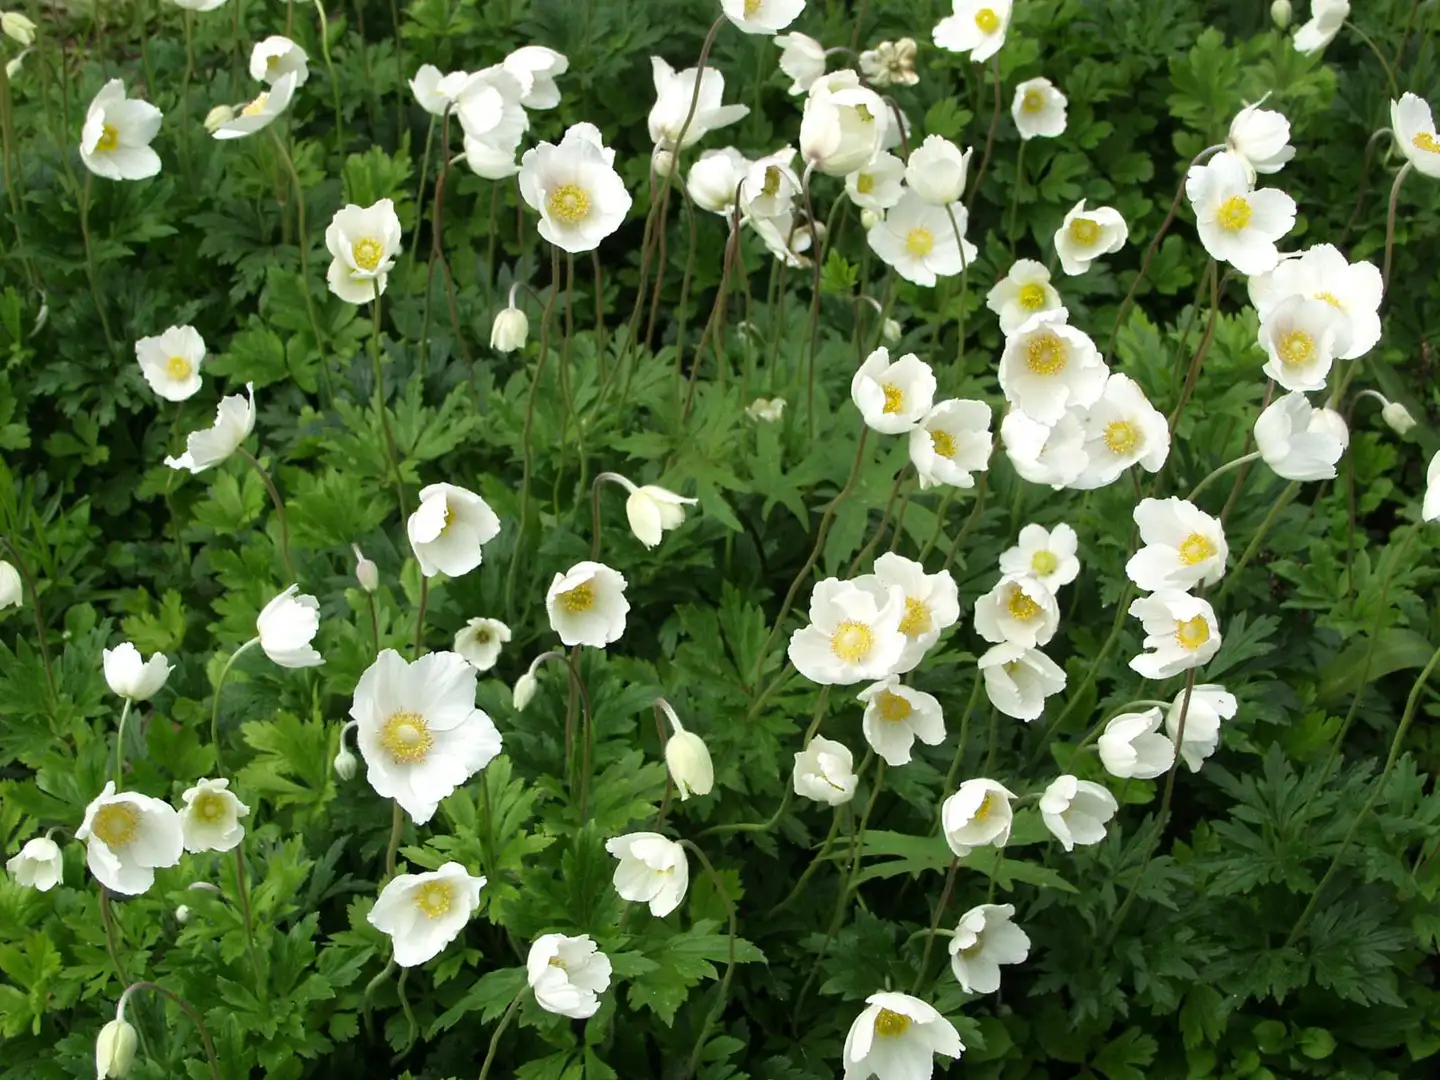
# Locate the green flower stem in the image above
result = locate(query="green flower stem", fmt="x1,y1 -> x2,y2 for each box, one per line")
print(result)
1346,21 -> 1398,97
236,447 -> 296,581
412,575 -> 428,660
112,699 -> 133,790
1382,161 -> 1413,291
383,799 -> 404,878
99,886 -> 128,987
701,684 -> 823,837
1187,451 -> 1261,504
943,204 -> 971,378
476,989 -> 527,1080
0,60 -> 31,278
1007,139 -> 1027,252
366,591 -> 381,655
115,981 -> 222,1080
78,170 -> 116,351
847,467 -> 909,576
770,803 -> 845,916
680,840 -> 737,1080
408,114 -> 438,270
369,296 -> 407,521
911,857 -> 959,994
916,490 -> 955,563
210,637 -> 260,777
234,845 -> 266,1000
940,471 -> 989,574
967,54 -> 1003,203
1215,483 -> 1298,603
1,534 -> 56,697
939,676 -> 984,803
312,0 -> 344,149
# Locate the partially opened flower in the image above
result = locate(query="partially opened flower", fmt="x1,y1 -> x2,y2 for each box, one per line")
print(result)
1254,392 -> 1348,481
527,934 -> 613,1020
978,641 -> 1066,721
787,577 -> 907,685
324,197 -> 403,303
999,523 -> 1080,592
0,560 -> 19,610
721,0 -> 805,35
1039,775 -> 1118,850
1391,93 -> 1440,179
842,992 -> 964,1080
5,836 -> 64,891
997,311 -> 1108,424
869,192 -> 975,286
865,552 -> 961,673
986,259 -> 1063,334
934,0 -> 1012,63
1167,683 -> 1237,771
942,778 -> 1015,856
452,67 -> 529,177
503,45 -> 568,109
351,649 -> 504,824
845,152 -> 906,211
850,346 -> 937,434
1425,451 -> 1440,523
547,562 -> 630,647
1126,498 -> 1228,592
257,584 -> 324,668
905,135 -> 972,206
103,641 -> 172,701
250,35 -> 308,86
367,862 -> 486,967
135,325 -> 205,402
857,676 -> 945,767
80,79 -> 163,181
615,478 -> 699,548
750,209 -> 825,268
775,32 -> 826,94
1054,199 -> 1128,276
1248,244 -> 1382,361
973,574 -> 1059,648
410,64 -> 464,116
801,70 -> 889,177
178,777 -> 250,853
793,735 -> 859,805
606,832 -> 688,916
688,147 -> 750,214
407,482 -> 502,578
212,71 -> 299,139
76,781 -> 184,895
739,146 -> 800,220
1258,294 -> 1349,391
948,904 -> 1030,994
1000,408 -> 1089,488
648,56 -> 749,151
1127,591 -> 1222,680
659,699 -> 714,800
1098,708 -> 1175,779
164,382 -> 255,473
1227,99 -> 1294,178
860,38 -> 919,87
1012,77 -> 1067,140
454,618 -> 512,672
1185,151 -> 1296,276
1071,373 -> 1169,490
909,398 -> 992,491
1293,0 -> 1348,53
519,124 -> 632,253
2,9 -> 37,41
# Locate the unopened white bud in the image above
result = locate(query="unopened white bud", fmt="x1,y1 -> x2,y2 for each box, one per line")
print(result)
351,544 -> 379,592
95,1019 -> 138,1079
5,46 -> 31,79
332,745 -> 357,780
175,904 -> 191,925
652,146 -> 677,178
1382,401 -> 1416,435
658,699 -> 714,800
1270,0 -> 1291,29
860,208 -> 882,231
1,11 -> 36,46
490,306 -> 529,353
882,318 -> 901,343
512,671 -> 538,711
204,104 -> 236,133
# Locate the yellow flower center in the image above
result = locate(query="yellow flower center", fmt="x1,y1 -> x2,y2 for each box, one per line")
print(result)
266,54 -> 281,70
898,597 -> 932,638
1178,532 -> 1216,565
874,1008 -> 912,1038
973,792 -> 998,821
166,355 -> 193,380
96,123 -> 120,152
352,237 -> 384,272
1031,550 -> 1058,576
743,0 -> 762,15
1067,217 -> 1101,247
929,428 -> 958,459
1277,329 -> 1315,367
241,91 -> 270,117
1314,291 -> 1345,310
974,7 -> 1000,33
1215,195 -> 1252,232
474,629 -> 491,644
855,103 -> 875,123
91,803 -> 141,849
762,165 -> 782,197
1021,88 -> 1046,113
380,710 -> 433,765
547,183 -> 591,225
881,382 -> 905,414
548,954 -> 568,968
559,581 -> 595,613
905,227 -> 934,256
1018,282 -> 1047,310
1025,332 -> 1067,376
1104,420 -> 1140,456
855,172 -> 875,195
413,881 -> 453,919
830,620 -> 874,663
1413,132 -> 1440,154
192,792 -> 228,823
1175,615 -> 1210,650
1006,584 -> 1041,622
875,690 -> 913,722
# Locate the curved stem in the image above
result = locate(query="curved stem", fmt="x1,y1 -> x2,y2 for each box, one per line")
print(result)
1216,483 -> 1297,603
115,981 -> 222,1080
99,887 -> 128,987
700,788 -> 794,838
560,648 -> 595,817
911,857 -> 959,993
78,170 -> 116,351
312,0 -> 344,149
268,128 -> 328,357
1187,451 -> 1261,504
234,845 -> 266,998
412,576 -> 429,660
770,805 -> 844,916
383,800 -> 404,878
680,840 -> 737,1080
1346,21 -> 1398,97
112,699 -> 133,790
1382,162 -> 1412,292
967,54 -> 1003,203
476,990 -> 526,1080
209,638 -> 260,777
236,447 -> 296,581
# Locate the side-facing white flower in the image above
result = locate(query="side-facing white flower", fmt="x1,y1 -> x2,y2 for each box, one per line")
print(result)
1185,150 -> 1296,276
491,304 -> 528,352
999,523 -> 1080,592
96,1019 -> 139,1080
1258,294 -> 1348,392
974,574 -> 1059,648
1098,708 -> 1175,779
1054,199 -> 1128,276
1392,92 -> 1440,179
1126,497 -> 1228,592
648,56 -> 749,151
613,477 -> 698,549
1012,77 -> 1067,140
1072,373 -> 1170,490
948,903 -> 1030,994
1425,451 -> 1440,523
688,147 -> 750,214
103,641 -> 172,701
606,832 -> 688,916
775,32 -> 826,94
909,399 -> 992,491
257,584 -> 324,668
868,191 -> 974,286
410,64 -> 464,116
178,777 -> 250,853
738,146 -> 800,220
0,560 -> 21,610
519,124 -> 632,253
76,782 -> 184,895
1127,591 -> 1222,680
453,66 -> 529,178
250,35 -> 308,86
5,836 -> 64,891
1293,0 -> 1349,53
860,38 -> 919,88
905,134 -> 972,206
1039,775 -> 1117,850
800,70 -> 889,177
135,325 -> 205,402
998,311 -> 1108,424
1254,392 -> 1348,481
866,553 -> 961,673
407,482 -> 502,579
351,649 -> 503,824
858,676 -> 945,767
1000,408 -> 1089,488
1227,99 -> 1294,178
503,45 -> 568,109
367,862 -> 486,967
788,577 -> 907,685
986,259 -> 1063,335
454,618 -> 511,672
978,642 -> 1066,722
722,0 -> 805,34
851,346 -> 936,434
528,934 -> 613,1019
793,735 -> 859,805
212,71 -> 299,140
845,152 -> 906,211
164,383 -> 255,473
1248,244 -> 1382,361
933,0 -> 1012,62
546,562 -> 630,648
80,79 -> 163,181
659,699 -> 714,800
324,197 -> 402,303
1,9 -> 37,42
942,778 -> 1015,857
1167,683 -> 1237,771
843,992 -> 964,1079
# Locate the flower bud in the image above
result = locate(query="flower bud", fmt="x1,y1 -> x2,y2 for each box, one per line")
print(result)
332,745 -> 357,781
175,904 -> 191,925
351,544 -> 379,592
860,208 -> 882,230
512,671 -> 538,711
490,306 -> 528,353
882,318 -> 901,343
658,699 -> 714,800
746,397 -> 787,423
1270,0 -> 1292,29
96,1019 -> 138,1079
624,482 -> 699,549
1381,401 -> 1416,435
652,146 -> 676,178
1,11 -> 36,46
203,105 -> 236,133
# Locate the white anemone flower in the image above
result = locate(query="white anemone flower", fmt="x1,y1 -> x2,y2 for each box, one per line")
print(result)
1293,0 -> 1348,54
1254,392 -> 1348,481
868,191 -> 974,286
1247,244 -> 1382,361
648,56 -> 749,151
738,146 -> 800,220
257,584 -> 324,668
1054,199 -> 1128,276
5,836 -> 64,891
212,71 -> 298,140
409,64 -> 464,116
454,618 -> 512,672
605,832 -> 688,916
546,562 -> 630,648
1071,373 -> 1170,490
1167,683 -> 1237,772
1425,451 -> 1440,523
1226,99 -> 1294,178
503,45 -> 568,109
933,0 -> 1012,63
324,197 -> 403,303
864,552 -> 961,673
103,641 -> 172,701
787,577 -> 907,686
1098,708 -> 1175,779
1127,591 -> 1222,680
80,79 -> 163,181
1000,408 -> 1089,488
1258,294 -> 1349,392
721,0 -> 805,35
800,70 -> 889,177
1126,498 -> 1228,592
850,346 -> 937,434
857,676 -> 945,767
905,134 -> 972,206
351,649 -> 504,824
948,904 -> 1030,994
860,38 -> 920,88
611,477 -> 698,549
1185,150 -> 1296,276
986,259 -> 1063,335
909,398 -> 992,491
998,523 -> 1080,592
135,325 -> 205,402
406,482 -> 503,579
1012,77 -> 1067,140
658,700 -> 714,800
527,934 -> 613,1019
453,67 -> 529,179
368,862 -> 486,967
842,992 -> 965,1080
164,382 -> 255,473
1039,775 -> 1118,851
941,778 -> 1015,857
997,311 -> 1108,425
973,574 -> 1060,648
96,1018 -> 138,1079
0,560 -> 19,610
1392,93 -> 1440,179
76,782 -> 184,895
178,777 -> 250,853
978,642 -> 1066,722
688,147 -> 751,214
845,152 -> 906,211
750,209 -> 825,268
793,735 -> 859,806
519,124 -> 632,253
775,32 -> 826,94
250,35 -> 308,86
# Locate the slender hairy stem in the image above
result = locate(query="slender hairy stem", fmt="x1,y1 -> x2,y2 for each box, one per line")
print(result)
115,981 -> 222,1080
384,800 -> 404,877
112,699 -> 133,790
1187,451 -> 1261,504
210,638 -> 260,777
1382,162 -> 1412,292
476,991 -> 526,1080
370,297 -> 408,520
78,171 -> 116,350
312,0 -> 344,147
1216,483 -> 1298,603
680,841 -> 738,1080
412,575 -> 429,660
771,806 -> 844,916
234,846 -> 266,997
911,858 -> 959,993
99,887 -> 129,987
236,447 -> 296,580
1,535 -> 55,696
1346,21 -> 1398,97
967,55 -> 1002,202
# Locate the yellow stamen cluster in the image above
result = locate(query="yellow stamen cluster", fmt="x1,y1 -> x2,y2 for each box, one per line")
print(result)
1178,533 -> 1216,566
898,597 -> 932,637
1067,218 -> 1100,247
193,793 -> 227,823
830,620 -> 874,662
855,173 -> 875,195
241,93 -> 271,118
380,710 -> 433,765
973,792 -> 997,821
1175,615 -> 1211,650
92,803 -> 141,848
1025,333 -> 1066,376
1413,132 -> 1440,154
929,429 -> 958,460
547,183 -> 591,225
1215,195 -> 1252,232
352,237 -> 384,272
96,123 -> 120,152
875,691 -> 913,723
1030,550 -> 1059,576
905,227 -> 935,257
166,355 -> 193,380
874,1008 -> 912,1037
1277,329 -> 1315,367
881,383 -> 906,414
1006,585 -> 1041,622
974,7 -> 1000,34
559,582 -> 596,613
1314,291 -> 1345,310
1017,283 -> 1047,310
413,881 -> 453,919
1104,420 -> 1139,456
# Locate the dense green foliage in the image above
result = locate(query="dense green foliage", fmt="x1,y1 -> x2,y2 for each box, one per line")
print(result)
2,1 -> 1440,1079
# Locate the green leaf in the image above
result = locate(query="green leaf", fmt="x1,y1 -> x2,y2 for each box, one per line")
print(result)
1319,628 -> 1437,703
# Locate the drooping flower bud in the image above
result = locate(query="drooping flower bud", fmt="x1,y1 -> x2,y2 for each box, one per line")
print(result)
490,306 -> 528,353
95,1019 -> 138,1079
351,544 -> 379,592
859,207 -> 882,230
332,745 -> 357,781
882,318 -> 902,343
512,671 -> 538,711
203,104 -> 236,133
1,11 -> 37,46
1270,0 -> 1292,30
1381,401 -> 1416,435
651,145 -> 676,178
175,904 -> 191,925
658,699 -> 714,800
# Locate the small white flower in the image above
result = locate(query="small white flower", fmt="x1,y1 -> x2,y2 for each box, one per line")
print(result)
201,103 -> 234,132
998,523 -> 1080,592
103,641 -> 172,701
407,482 -> 503,579
942,778 -> 1015,857
857,676 -> 945,767
1054,199 -> 1128,277
409,64 -> 463,116
0,560 -> 20,610
332,743 -> 358,780
1248,243 -> 1382,361
648,56 -> 748,152
135,325 -> 205,402
1,9 -> 36,44
933,0 -> 1012,63
250,35 -> 308,86
843,991 -> 965,1079
1258,294 -> 1349,392
502,45 -> 568,109
6,46 -> 33,80
974,574 -> 1059,648
865,552 -> 961,673
775,32 -> 826,94
1424,451 -> 1440,523
164,383 -> 255,473
909,398 -> 992,491
491,306 -> 528,352
1000,408 -> 1089,488
1227,99 -> 1294,178
5,836 -> 64,891
324,197 -> 403,304
1072,373 -> 1170,490
1271,0 -> 1292,28
845,152 -> 906,211
352,544 -> 379,592
721,0 -> 806,35
1126,497 -> 1228,592
1012,77 -> 1067,140
787,577 -> 907,685
178,777 -> 250,853
688,147 -> 750,214
998,311 -> 1108,425
905,134 -> 972,206
986,259 -> 1063,335
454,618 -> 512,672
1098,708 -> 1175,779
619,480 -> 699,549
546,561 -> 630,648
867,191 -> 974,286
749,209 -> 825,268
850,346 -> 937,434
747,396 -> 787,423
527,933 -> 613,1019
96,1019 -> 139,1080
978,641 -> 1067,722
1381,400 -> 1416,435
793,735 -> 859,806
606,832 -> 688,916
883,318 -> 902,343
212,71 -> 299,140
1293,0 -> 1349,54
860,38 -> 919,88
256,584 -> 324,668
1185,150 -> 1296,276
659,700 -> 714,800
519,124 -> 633,253
1166,683 -> 1237,772
1254,392 -> 1349,481
367,861 -> 486,967
76,781 -> 184,895
80,79 -> 163,181
512,670 -> 540,712
739,146 -> 800,220
454,66 -> 529,179
801,69 -> 890,177
1127,591 -> 1222,680
1039,775 -> 1117,850
948,903 -> 1030,994
1392,92 -> 1440,179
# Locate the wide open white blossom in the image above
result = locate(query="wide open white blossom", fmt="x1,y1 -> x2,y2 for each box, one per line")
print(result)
1257,294 -> 1349,392
5,836 -> 64,891
997,311 -> 1108,425
1012,77 -> 1067,140
103,641 -> 172,701
1054,199 -> 1128,276
978,641 -> 1066,722
1126,497 -> 1228,592
973,574 -> 1059,648
546,561 -> 630,647
1391,92 -> 1440,180
250,35 -> 308,86
80,79 -> 162,181
324,198 -> 402,303
648,56 -> 749,151
1098,708 -> 1175,779
1248,244 -> 1382,361
407,482 -> 502,579
503,45 -> 568,109
164,383 -> 255,473
1000,408 -> 1088,488
1226,99 -> 1294,178
606,832 -> 688,916
1185,150 -> 1295,276
999,523 -> 1080,593
1254,392 -> 1348,481
909,399 -> 992,491
846,152 -> 906,211
1039,775 -> 1118,850
867,192 -> 974,286
857,676 -> 944,767
986,259 -> 1063,334
1127,591 -> 1222,680
257,584 -> 324,668
1071,373 -> 1169,490
368,862 -> 486,967
800,70 -> 889,177
721,0 -> 805,34
1293,0 -> 1348,54
843,991 -> 964,1079
76,782 -> 184,895
948,903 -> 1030,994
863,552 -> 960,673
178,777 -> 250,853
1166,683 -> 1237,771
527,933 -> 613,1019
933,0 -> 1012,63
850,346 -> 936,434
793,735 -> 858,805
519,124 -> 632,252
775,32 -> 826,95
789,577 -> 906,685
942,778 -> 1014,857
454,618 -> 511,672
135,325 -> 205,402
212,71 -> 299,140
905,135 -> 971,206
